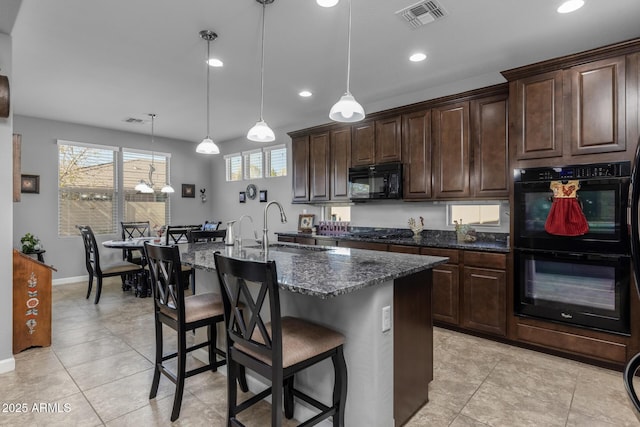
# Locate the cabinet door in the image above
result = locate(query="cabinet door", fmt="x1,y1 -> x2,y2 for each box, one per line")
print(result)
402,110 -> 432,199
351,121 -> 375,166
375,115 -> 402,163
567,56 -> 626,155
330,127 -> 351,200
471,95 -> 508,198
511,70 -> 563,159
309,132 -> 330,201
291,135 -> 310,202
462,266 -> 506,337
432,264 -> 460,325
433,102 -> 470,198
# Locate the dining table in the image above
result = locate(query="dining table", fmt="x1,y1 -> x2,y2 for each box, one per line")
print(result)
101,236 -> 160,297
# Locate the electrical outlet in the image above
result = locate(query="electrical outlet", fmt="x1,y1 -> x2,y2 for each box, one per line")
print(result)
382,306 -> 391,332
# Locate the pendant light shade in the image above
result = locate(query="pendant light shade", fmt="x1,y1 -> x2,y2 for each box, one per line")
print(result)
148,113 -> 175,194
247,0 -> 275,142
330,0 -> 365,123
196,30 -> 221,154
317,0 -> 339,7
135,180 -> 153,193
161,184 -> 175,193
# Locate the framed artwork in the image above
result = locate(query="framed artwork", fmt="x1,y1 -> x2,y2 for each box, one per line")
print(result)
21,174 -> 39,194
259,190 -> 268,202
239,191 -> 246,203
182,184 -> 195,198
298,214 -> 315,233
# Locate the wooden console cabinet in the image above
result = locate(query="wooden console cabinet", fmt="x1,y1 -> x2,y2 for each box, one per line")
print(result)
13,250 -> 56,354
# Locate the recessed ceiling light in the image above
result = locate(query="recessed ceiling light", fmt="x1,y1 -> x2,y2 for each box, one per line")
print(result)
557,0 -> 584,13
299,90 -> 313,97
317,0 -> 339,7
409,53 -> 427,62
207,58 -> 223,67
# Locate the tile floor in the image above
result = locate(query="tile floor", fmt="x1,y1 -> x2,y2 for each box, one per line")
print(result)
1,278 -> 639,426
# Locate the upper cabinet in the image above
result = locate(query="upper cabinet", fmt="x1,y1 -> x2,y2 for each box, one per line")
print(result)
433,102 -> 471,199
309,132 -> 330,202
402,110 -> 432,199
502,39 -> 640,166
291,134 -> 310,203
351,116 -> 401,167
330,127 -> 352,201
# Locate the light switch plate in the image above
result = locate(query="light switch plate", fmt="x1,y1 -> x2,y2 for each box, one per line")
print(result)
382,306 -> 391,332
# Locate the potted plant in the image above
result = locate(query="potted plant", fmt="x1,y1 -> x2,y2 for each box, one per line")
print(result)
20,232 -> 41,253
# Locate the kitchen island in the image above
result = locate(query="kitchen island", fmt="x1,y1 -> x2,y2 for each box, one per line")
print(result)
181,241 -> 448,426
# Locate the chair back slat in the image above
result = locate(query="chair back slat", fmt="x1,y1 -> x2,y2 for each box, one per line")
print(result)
214,253 -> 281,362
77,224 -> 101,275
165,225 -> 202,245
144,242 -> 186,322
187,229 -> 226,243
121,221 -> 150,239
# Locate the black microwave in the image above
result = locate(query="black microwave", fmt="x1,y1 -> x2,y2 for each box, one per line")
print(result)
348,162 -> 402,200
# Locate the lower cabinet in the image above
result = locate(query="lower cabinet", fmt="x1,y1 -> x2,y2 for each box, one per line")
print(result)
421,248 -> 460,326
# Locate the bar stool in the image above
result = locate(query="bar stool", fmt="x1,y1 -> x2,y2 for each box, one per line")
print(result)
214,252 -> 347,426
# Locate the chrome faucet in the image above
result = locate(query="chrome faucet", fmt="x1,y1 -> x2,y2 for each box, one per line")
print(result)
236,214 -> 256,247
262,200 -> 287,252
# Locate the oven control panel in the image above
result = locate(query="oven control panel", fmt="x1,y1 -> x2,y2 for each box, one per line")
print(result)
514,161 -> 630,182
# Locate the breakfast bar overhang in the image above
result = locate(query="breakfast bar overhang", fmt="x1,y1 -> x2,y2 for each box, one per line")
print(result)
182,242 -> 448,426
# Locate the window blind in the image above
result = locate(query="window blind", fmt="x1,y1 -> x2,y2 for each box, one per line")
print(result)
265,144 -> 287,177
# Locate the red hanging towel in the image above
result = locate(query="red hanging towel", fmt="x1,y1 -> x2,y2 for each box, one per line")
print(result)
544,180 -> 589,236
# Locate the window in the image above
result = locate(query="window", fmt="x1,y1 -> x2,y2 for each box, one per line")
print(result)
58,140 -> 172,237
225,153 -> 242,182
58,141 -> 117,236
448,204 -> 501,227
122,149 -> 171,228
243,149 -> 263,180
265,144 -> 287,177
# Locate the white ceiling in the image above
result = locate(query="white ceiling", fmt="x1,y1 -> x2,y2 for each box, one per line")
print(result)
8,0 -> 640,146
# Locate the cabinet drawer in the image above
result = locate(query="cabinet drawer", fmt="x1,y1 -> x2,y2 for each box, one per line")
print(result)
516,323 -> 627,364
389,244 -> 420,254
463,251 -> 506,269
296,236 -> 316,245
315,238 -> 337,247
278,236 -> 296,243
338,240 -> 388,251
420,248 -> 459,264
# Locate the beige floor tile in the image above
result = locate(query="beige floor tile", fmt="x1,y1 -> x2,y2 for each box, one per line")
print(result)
67,349 -> 153,390
449,414 -> 492,426
404,401 -> 459,426
53,335 -> 133,368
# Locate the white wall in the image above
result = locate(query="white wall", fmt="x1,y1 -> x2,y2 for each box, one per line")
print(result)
0,32 -> 16,373
13,115 -> 214,280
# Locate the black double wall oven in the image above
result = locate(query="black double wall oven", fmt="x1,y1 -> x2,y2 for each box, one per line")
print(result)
513,162 -> 631,335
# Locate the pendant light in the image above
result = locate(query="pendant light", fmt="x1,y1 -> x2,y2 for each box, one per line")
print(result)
247,0 -> 275,143
329,0 -> 365,123
135,114 -> 154,193
317,0 -> 339,7
196,30 -> 221,154
148,114 -> 175,193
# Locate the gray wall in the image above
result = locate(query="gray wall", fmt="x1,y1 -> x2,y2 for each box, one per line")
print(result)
13,115 -> 214,281
1,32 -> 15,372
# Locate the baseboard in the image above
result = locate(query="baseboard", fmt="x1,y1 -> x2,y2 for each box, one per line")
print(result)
0,355 -> 15,374
52,275 -> 87,286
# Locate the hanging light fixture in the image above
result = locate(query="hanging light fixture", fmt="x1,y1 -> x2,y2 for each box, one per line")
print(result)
329,0 -> 365,123
196,30 -> 221,154
147,114 -> 175,194
135,115 -> 154,193
247,0 -> 275,143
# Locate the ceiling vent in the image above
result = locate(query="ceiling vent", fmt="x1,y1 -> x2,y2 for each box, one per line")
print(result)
396,0 -> 447,29
123,117 -> 144,124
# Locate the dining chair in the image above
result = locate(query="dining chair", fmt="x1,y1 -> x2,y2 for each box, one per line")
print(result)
214,252 -> 348,427
144,242 -> 247,422
165,225 -> 202,293
187,229 -> 227,243
120,221 -> 150,264
77,225 -> 143,304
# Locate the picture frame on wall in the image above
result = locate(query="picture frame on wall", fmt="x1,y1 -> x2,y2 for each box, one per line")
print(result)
239,191 -> 246,203
259,190 -> 267,202
20,174 -> 39,194
297,214 -> 315,233
182,184 -> 195,198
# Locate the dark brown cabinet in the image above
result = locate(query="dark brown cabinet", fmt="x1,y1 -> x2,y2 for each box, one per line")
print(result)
309,132 -> 330,202
461,251 -> 507,337
433,102 -> 471,198
351,116 -> 401,167
330,127 -> 351,201
291,135 -> 310,202
402,110 -> 432,199
422,248 -> 459,325
471,94 -> 509,198
567,56 -> 626,155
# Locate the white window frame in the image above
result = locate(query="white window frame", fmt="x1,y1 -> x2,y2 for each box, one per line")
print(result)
224,153 -> 243,182
264,143 -> 287,178
243,149 -> 263,180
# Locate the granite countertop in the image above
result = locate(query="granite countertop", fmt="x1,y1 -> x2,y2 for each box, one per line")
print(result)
181,241 -> 448,298
277,228 -> 510,254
